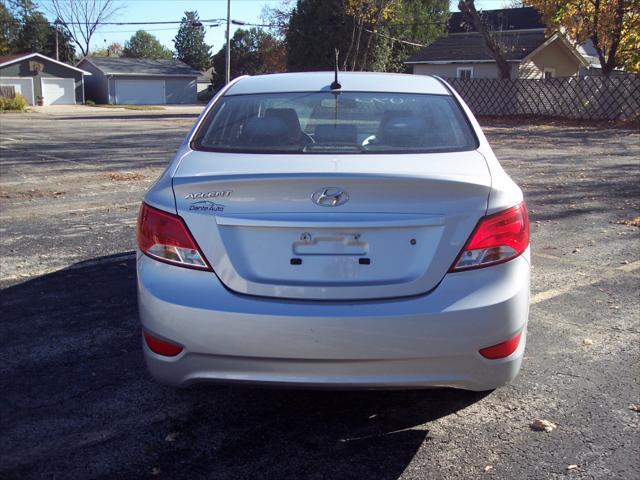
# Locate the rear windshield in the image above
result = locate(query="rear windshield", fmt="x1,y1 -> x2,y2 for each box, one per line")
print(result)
191,91 -> 477,154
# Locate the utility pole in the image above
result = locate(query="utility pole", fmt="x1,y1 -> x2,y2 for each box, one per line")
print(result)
225,0 -> 231,84
54,19 -> 60,61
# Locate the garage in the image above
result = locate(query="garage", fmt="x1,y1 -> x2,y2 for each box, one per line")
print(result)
0,53 -> 90,106
115,79 -> 165,105
41,78 -> 76,105
77,57 -> 199,105
0,77 -> 34,105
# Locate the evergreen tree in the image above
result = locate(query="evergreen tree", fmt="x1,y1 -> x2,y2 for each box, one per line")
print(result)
0,2 -> 19,54
3,0 -> 75,61
173,11 -> 211,70
15,9 -> 49,52
286,0 -> 353,71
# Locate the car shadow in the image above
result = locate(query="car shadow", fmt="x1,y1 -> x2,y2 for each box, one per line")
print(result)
0,254 -> 489,479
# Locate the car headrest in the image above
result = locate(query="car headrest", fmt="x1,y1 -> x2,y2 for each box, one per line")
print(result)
265,108 -> 302,136
314,124 -> 358,144
377,111 -> 427,147
239,116 -> 289,146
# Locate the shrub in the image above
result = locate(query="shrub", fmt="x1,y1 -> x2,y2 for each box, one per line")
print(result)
0,93 -> 28,111
85,99 -> 96,106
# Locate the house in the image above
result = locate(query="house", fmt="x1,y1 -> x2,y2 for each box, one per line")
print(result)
76,57 -> 200,105
0,53 -> 91,105
406,7 -> 589,79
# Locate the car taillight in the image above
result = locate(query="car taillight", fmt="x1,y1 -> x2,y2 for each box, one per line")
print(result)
451,202 -> 529,271
479,331 -> 522,359
143,330 -> 183,356
137,202 -> 211,270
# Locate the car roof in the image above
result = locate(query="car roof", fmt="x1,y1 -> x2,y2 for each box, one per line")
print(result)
224,72 -> 450,96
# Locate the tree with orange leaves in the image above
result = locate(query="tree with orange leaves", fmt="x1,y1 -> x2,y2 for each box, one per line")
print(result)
524,0 -> 640,74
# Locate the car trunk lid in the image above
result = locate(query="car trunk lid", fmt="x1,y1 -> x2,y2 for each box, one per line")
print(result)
172,151 -> 490,300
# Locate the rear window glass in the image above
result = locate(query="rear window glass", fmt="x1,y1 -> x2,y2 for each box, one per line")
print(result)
192,91 -> 477,154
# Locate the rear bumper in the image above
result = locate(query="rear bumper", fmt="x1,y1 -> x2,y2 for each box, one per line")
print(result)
137,250 -> 530,391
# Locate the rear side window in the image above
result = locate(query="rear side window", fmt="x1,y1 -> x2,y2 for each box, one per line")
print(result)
192,91 -> 477,154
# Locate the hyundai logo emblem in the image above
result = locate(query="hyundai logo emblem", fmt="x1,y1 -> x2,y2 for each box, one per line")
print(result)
311,187 -> 349,207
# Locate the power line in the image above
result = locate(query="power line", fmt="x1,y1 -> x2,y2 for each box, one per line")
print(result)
0,17 -> 448,41
0,18 -> 225,25
363,28 -> 427,47
99,27 -> 181,33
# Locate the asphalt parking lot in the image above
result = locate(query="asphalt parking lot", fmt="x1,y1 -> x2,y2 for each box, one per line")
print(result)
1,111 -> 638,479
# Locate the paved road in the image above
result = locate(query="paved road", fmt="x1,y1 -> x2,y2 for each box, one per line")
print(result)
1,112 -> 638,479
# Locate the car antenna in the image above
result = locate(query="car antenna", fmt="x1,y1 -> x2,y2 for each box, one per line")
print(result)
330,49 -> 341,90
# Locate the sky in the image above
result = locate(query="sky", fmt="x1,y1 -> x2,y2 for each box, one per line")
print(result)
39,0 -> 514,54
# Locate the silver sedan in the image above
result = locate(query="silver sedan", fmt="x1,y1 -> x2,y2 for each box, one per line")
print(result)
137,72 -> 530,391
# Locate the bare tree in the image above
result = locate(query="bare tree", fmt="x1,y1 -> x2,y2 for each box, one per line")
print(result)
458,0 -> 512,79
47,0 -> 122,57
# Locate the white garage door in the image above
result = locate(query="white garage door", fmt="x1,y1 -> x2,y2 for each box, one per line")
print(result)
41,78 -> 76,105
0,77 -> 34,105
115,79 -> 165,105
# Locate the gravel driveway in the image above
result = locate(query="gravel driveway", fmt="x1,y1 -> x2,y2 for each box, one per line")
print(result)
1,112 -> 638,479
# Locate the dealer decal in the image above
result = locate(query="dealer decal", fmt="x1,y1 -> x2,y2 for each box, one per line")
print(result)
189,200 -> 225,212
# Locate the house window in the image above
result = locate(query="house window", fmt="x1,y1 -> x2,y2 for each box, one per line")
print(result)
456,67 -> 473,79
543,67 -> 556,80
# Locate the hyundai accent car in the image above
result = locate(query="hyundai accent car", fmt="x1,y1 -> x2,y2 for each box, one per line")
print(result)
137,72 -> 530,391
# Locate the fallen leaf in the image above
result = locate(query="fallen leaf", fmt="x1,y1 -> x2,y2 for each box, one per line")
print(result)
572,248 -> 581,253
567,464 -> 579,470
151,467 -> 161,475
611,217 -> 640,227
110,172 -> 145,182
165,432 -> 178,442
582,338 -> 594,346
484,465 -> 493,472
630,404 -> 640,412
530,419 -> 557,432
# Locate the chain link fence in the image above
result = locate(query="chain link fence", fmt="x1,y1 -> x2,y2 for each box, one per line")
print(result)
447,75 -> 640,121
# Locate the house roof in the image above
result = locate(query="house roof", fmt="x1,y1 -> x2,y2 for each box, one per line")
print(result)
78,57 -> 200,76
0,52 -> 92,74
406,30 -> 549,64
447,6 -> 545,33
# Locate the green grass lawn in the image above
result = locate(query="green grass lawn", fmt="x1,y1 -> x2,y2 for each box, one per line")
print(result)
94,104 -> 166,111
